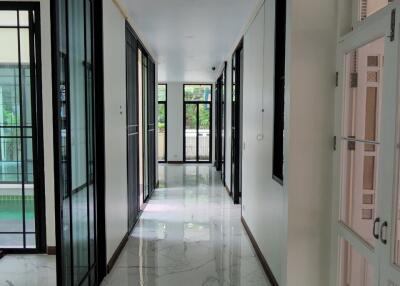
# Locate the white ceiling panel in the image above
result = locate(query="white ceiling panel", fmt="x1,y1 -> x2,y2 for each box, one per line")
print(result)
122,0 -> 261,82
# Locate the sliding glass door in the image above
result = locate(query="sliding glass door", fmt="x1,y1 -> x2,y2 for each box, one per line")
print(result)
0,3 -> 45,252
52,0 -> 105,284
183,84 -> 212,163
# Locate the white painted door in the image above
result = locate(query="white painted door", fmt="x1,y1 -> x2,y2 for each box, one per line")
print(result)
378,3 -> 400,284
333,3 -> 400,285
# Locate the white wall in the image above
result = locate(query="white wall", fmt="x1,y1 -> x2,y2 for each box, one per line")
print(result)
166,83 -> 184,161
165,82 -> 215,163
103,0 -> 159,262
240,2 -> 285,282
0,0 -> 55,248
103,0 -> 128,262
283,0 -> 337,284
220,0 -> 337,284
224,60 -> 232,189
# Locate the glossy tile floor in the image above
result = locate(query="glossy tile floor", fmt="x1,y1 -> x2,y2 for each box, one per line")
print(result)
0,254 -> 56,286
102,164 -> 271,286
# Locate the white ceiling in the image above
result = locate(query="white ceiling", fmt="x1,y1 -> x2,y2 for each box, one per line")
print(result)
122,0 -> 261,82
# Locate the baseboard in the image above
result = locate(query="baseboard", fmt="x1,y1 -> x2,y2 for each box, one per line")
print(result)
47,246 -> 56,255
224,185 -> 231,196
167,161 -> 184,164
241,217 -> 279,286
106,232 -> 129,273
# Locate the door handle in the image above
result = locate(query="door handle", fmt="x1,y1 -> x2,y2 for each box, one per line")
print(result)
373,217 -> 380,239
380,221 -> 388,245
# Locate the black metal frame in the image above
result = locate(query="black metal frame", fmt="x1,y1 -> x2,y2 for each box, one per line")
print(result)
215,62 -> 227,181
0,2 -> 46,254
157,84 -> 167,163
183,84 -> 213,163
50,0 -> 106,284
272,0 -> 286,185
137,42 -> 156,204
231,40 -> 243,204
125,21 -> 140,234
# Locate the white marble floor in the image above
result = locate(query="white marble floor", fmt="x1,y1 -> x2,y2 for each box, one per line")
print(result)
102,164 -> 271,286
0,254 -> 56,286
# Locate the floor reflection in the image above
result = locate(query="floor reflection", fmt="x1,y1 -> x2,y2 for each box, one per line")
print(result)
103,164 -> 271,286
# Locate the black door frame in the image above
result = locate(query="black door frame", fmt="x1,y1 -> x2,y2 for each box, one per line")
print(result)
215,62 -> 227,180
0,2 -> 46,254
231,41 -> 243,204
183,84 -> 213,163
50,0 -> 106,284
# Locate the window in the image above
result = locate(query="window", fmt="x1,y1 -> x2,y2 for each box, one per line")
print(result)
158,84 -> 167,162
272,0 -> 286,184
183,84 -> 212,162
184,84 -> 212,101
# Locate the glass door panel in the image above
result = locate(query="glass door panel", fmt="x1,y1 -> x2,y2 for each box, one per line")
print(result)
340,140 -> 379,247
340,239 -> 375,286
55,0 -> 98,284
0,5 -> 43,251
333,5 -> 396,285
340,36 -> 384,248
198,103 -> 211,162
185,103 -> 197,161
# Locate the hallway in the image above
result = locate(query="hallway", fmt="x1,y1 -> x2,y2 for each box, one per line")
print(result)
102,164 -> 271,286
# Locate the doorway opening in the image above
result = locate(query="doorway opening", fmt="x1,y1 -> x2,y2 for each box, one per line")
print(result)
157,84 -> 167,163
0,3 -> 45,253
183,84 -> 212,163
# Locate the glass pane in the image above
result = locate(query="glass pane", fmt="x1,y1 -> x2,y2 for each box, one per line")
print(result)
157,103 -> 166,161
185,104 -> 197,161
26,233 -> 36,248
0,234 -> 23,248
198,103 -> 210,161
359,0 -> 390,20
343,37 -> 384,142
0,192 -> 23,234
184,85 -> 212,101
158,84 -> 166,101
18,11 -> 29,27
25,180 -> 35,233
69,0 -> 89,282
340,239 -> 374,286
340,141 -> 378,247
0,11 -> 17,26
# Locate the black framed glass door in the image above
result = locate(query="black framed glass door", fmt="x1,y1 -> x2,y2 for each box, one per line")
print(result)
183,84 -> 212,163
215,63 -> 227,181
231,42 -> 243,204
0,3 -> 45,252
126,23 -> 139,232
51,0 -> 105,284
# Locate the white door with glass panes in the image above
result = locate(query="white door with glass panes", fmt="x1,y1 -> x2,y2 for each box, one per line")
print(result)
332,1 -> 400,285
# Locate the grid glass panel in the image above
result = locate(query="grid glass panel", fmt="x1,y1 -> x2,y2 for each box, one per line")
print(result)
0,9 -> 38,250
